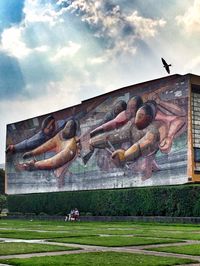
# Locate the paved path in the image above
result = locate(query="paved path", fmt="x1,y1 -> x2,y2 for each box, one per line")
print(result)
0,238 -> 200,265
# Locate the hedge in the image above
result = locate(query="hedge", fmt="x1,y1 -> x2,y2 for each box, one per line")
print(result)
7,184 -> 200,217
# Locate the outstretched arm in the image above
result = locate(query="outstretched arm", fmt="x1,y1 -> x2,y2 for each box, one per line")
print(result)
158,100 -> 186,116
23,136 -> 57,159
151,93 -> 186,116
24,138 -> 77,170
112,131 -> 157,164
90,111 -> 128,137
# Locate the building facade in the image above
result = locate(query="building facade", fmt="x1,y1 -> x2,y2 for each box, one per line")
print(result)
5,74 -> 200,194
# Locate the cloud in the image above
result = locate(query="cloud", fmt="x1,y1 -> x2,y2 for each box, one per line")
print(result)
50,41 -> 81,62
23,0 -> 60,26
58,0 -> 166,62
1,26 -> 32,59
176,0 -> 200,34
183,55 -> 200,73
126,11 -> 166,38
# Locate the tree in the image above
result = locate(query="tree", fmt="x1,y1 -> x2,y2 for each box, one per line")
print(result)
0,195 -> 7,213
0,168 -> 5,194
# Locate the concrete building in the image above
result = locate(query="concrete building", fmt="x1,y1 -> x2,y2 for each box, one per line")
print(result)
5,74 -> 200,194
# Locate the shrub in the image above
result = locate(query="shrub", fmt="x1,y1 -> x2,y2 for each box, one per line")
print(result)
7,185 -> 200,217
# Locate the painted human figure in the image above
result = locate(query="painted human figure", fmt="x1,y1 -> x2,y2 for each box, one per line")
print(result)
6,115 -> 57,153
90,98 -> 186,180
82,100 -> 127,165
111,99 -> 186,179
103,100 -> 127,123
20,119 -> 79,170
86,96 -> 143,169
90,96 -> 143,137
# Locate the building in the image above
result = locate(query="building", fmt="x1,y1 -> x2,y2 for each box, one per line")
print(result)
5,73 -> 200,195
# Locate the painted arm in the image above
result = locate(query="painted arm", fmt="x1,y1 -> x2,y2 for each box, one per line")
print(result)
152,94 -> 186,116
112,131 -> 157,164
27,138 -> 77,170
159,116 -> 186,153
6,131 -> 47,153
90,111 -> 128,137
158,101 -> 186,116
23,135 -> 57,159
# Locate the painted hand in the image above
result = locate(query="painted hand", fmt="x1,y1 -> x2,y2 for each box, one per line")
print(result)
6,144 -> 15,153
22,151 -> 33,159
159,136 -> 173,153
111,149 -> 126,167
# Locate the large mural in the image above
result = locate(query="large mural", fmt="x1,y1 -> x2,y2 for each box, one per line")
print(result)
6,75 -> 189,194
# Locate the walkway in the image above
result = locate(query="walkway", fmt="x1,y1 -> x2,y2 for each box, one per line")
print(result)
0,238 -> 200,265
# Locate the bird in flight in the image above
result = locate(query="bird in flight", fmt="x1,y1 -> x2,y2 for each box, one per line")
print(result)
161,57 -> 171,74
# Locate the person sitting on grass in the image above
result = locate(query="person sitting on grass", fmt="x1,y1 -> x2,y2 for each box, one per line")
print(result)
74,208 -> 80,221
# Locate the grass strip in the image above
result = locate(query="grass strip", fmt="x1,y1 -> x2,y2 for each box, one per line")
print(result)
0,242 -> 79,255
48,235 -> 181,247
0,251 -> 197,266
146,244 -> 200,256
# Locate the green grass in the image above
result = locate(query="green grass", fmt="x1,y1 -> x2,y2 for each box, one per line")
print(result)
1,220 -> 200,241
0,220 -> 199,265
147,244 -> 200,256
0,251 -> 197,266
0,229 -> 96,239
48,235 -> 182,247
0,242 -> 79,255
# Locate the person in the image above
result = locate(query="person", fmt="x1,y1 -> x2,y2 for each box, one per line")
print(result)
16,119 -> 79,171
74,208 -> 80,221
90,96 -> 143,137
65,209 -> 75,221
6,115 -> 57,153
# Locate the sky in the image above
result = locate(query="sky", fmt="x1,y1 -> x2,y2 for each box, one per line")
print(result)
1,0 -> 200,163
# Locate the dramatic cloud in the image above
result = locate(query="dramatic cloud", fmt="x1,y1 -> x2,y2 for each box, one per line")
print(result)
176,0 -> 200,34
1,26 -> 31,59
58,0 -> 166,59
50,41 -> 81,62
23,0 -> 60,25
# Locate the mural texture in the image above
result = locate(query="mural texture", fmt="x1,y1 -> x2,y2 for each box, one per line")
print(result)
6,76 -> 189,194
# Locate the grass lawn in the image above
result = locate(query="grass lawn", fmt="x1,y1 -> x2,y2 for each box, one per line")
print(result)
0,229 -> 96,239
0,242 -> 79,255
133,230 -> 200,240
0,251 -> 197,266
48,235 -> 182,247
146,244 -> 200,256
0,220 -> 199,265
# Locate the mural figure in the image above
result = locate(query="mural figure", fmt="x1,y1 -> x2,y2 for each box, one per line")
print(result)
6,115 -> 57,153
16,119 -> 79,187
89,95 -> 186,180
89,101 -> 158,178
82,100 -> 127,165
90,96 -> 143,137
102,100 -> 127,123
